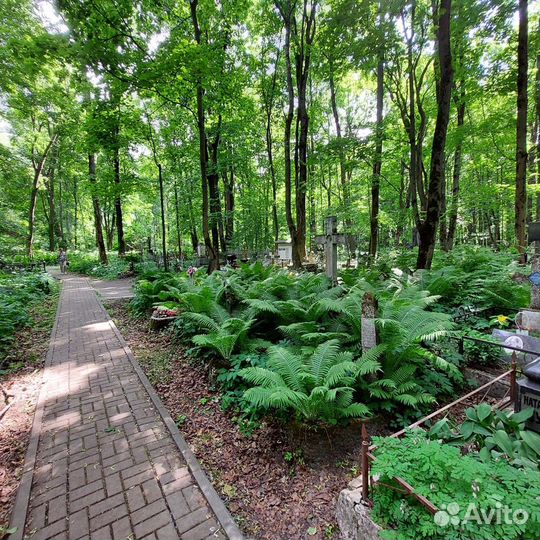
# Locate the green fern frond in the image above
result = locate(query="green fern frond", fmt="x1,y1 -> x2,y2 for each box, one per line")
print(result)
240,367 -> 284,387
181,312 -> 219,332
243,298 -> 280,315
301,332 -> 351,344
267,346 -> 306,393
310,339 -> 341,383
278,322 -> 318,341
356,358 -> 381,376
325,362 -> 358,387
340,403 -> 371,418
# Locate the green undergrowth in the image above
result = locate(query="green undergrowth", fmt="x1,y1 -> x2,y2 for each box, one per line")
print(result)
371,431 -> 540,540
128,247 -> 529,428
68,252 -> 159,279
0,271 -> 59,370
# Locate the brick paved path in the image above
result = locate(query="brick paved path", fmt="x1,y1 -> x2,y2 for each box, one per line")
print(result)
10,276 -> 241,540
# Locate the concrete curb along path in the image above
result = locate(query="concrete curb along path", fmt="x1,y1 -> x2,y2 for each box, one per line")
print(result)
9,275 -> 243,540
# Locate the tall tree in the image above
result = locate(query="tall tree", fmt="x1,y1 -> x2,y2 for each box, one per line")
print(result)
88,153 -> 108,264
275,0 -> 318,268
515,0 -> 528,260
369,1 -> 385,259
190,0 -> 220,272
416,0 -> 453,269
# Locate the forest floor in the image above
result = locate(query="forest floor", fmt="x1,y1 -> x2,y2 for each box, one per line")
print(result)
0,291 -> 59,533
107,299 -> 395,540
105,298 -> 507,540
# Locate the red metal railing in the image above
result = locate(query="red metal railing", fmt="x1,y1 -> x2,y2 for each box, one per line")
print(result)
359,354 -> 518,514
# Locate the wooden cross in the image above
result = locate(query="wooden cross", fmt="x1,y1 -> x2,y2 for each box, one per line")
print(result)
313,216 -> 350,283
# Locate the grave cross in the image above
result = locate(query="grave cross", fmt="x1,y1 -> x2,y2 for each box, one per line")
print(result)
313,216 -> 350,283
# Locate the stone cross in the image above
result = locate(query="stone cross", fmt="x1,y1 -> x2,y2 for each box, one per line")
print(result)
361,292 -> 379,354
314,216 -> 350,283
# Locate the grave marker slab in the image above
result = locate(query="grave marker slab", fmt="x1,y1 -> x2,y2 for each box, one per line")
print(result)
491,329 -> 540,365
516,358 -> 540,433
528,272 -> 540,287
276,240 -> 293,262
527,222 -> 540,309
361,293 -> 379,354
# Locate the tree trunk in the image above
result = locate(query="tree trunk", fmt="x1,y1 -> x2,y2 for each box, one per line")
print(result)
89,154 -> 108,264
27,134 -> 57,257
280,8 -> 299,266
266,111 -> 279,244
174,179 -> 182,257
190,0 -> 219,272
438,173 -> 447,247
263,47 -> 280,243
104,207 -> 115,252
114,144 -> 126,256
417,0 -> 453,269
158,164 -> 169,271
369,12 -> 384,259
515,0 -> 528,261
186,185 -> 199,253
73,176 -> 79,250
445,79 -> 465,251
535,31 -> 540,221
223,168 -> 234,246
293,0 -> 316,268
405,6 -> 421,228
45,165 -> 56,251
103,206 -> 115,252
329,67 -> 356,260
208,125 -> 225,256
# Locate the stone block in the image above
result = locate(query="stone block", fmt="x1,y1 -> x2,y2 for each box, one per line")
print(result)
336,476 -> 382,540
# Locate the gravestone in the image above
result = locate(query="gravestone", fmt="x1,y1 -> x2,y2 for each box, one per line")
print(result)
516,358 -> 540,433
276,240 -> 292,263
525,221 -> 540,312
361,293 -> 379,354
491,329 -> 540,366
313,216 -> 353,283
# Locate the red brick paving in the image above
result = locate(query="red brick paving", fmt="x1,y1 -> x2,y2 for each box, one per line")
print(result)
15,277 -> 229,540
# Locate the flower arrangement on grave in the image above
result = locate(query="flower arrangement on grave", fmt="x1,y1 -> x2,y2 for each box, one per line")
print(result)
151,306 -> 178,319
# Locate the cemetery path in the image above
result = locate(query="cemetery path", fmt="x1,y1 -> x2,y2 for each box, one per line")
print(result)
90,277 -> 135,301
9,274 -> 242,540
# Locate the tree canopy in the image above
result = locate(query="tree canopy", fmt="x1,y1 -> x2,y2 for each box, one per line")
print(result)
0,0 -> 539,270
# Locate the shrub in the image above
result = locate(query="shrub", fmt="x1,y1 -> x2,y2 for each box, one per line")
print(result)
462,330 -> 502,367
0,271 -> 57,364
130,262 -> 467,423
371,431 -> 540,540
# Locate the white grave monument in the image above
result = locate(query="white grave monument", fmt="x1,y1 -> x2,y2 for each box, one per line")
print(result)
276,240 -> 293,262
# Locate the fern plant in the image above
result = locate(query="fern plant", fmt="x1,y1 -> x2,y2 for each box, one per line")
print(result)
131,276 -> 186,314
362,295 -> 460,412
240,339 -> 378,425
191,317 -> 256,361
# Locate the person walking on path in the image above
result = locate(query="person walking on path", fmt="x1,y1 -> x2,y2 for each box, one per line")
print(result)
59,248 -> 68,274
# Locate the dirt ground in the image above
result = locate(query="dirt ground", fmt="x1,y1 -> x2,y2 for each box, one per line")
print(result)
107,299 -> 512,540
0,292 -> 59,534
107,300 -> 393,540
